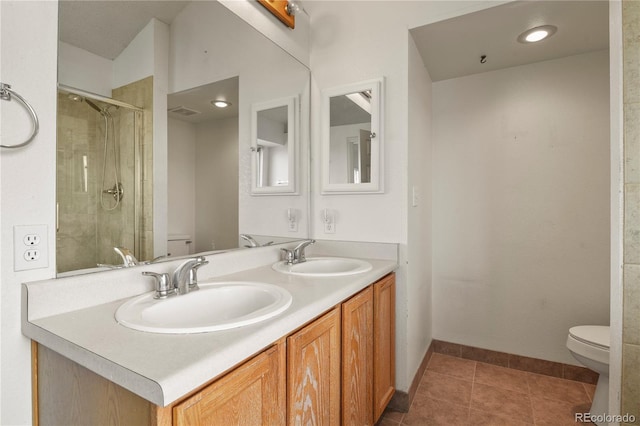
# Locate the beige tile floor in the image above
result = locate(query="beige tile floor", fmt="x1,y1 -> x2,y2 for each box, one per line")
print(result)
378,353 -> 596,425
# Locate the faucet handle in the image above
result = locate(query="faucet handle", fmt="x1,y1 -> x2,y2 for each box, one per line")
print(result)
142,271 -> 173,299
280,248 -> 294,265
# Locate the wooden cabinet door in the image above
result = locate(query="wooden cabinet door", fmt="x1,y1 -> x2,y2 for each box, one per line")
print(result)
342,286 -> 374,426
287,306 -> 341,426
173,343 -> 285,426
373,273 -> 396,422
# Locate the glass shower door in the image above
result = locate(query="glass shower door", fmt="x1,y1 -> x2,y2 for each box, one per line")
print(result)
56,89 -> 140,274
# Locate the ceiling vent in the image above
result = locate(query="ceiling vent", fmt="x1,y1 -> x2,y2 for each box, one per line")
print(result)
168,106 -> 200,116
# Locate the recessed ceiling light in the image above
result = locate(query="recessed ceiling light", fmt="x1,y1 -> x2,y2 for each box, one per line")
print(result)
211,100 -> 231,108
517,25 -> 557,44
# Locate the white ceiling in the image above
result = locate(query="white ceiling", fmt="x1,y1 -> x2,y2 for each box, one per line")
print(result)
59,0 -> 609,108
59,1 -> 239,123
410,1 -> 609,82
58,0 -> 189,60
167,77 -> 239,124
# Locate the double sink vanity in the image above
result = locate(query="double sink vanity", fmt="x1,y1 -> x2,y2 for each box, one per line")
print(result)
23,241 -> 397,425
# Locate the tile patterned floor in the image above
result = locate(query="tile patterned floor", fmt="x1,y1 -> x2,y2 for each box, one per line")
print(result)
378,353 -> 596,425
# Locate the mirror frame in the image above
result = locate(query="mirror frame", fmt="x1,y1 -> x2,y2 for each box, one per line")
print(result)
321,78 -> 384,194
250,95 -> 299,195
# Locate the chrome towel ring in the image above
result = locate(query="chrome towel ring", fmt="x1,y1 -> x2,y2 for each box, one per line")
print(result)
0,82 -> 39,149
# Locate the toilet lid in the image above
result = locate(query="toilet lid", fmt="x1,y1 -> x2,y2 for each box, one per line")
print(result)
569,325 -> 609,349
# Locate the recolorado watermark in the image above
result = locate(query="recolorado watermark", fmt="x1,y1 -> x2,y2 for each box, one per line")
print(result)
575,412 -> 636,423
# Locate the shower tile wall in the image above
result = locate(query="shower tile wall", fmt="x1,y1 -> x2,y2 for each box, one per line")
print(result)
57,76 -> 153,273
113,76 -> 154,261
95,105 -> 136,265
623,1 -> 640,424
56,93 -> 100,271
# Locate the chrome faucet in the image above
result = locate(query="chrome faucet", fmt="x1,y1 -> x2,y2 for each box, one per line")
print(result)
293,239 -> 315,263
114,247 -> 139,267
281,239 -> 315,265
241,234 -> 274,248
172,256 -> 208,295
240,234 -> 259,247
98,246 -> 139,268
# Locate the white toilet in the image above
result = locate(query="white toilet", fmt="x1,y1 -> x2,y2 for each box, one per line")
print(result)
566,325 -> 610,425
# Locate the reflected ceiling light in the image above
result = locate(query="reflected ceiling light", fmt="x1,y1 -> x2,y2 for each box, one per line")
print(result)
211,100 -> 231,108
517,25 -> 557,43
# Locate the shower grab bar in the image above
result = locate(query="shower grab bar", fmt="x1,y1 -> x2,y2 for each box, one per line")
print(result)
0,82 -> 39,149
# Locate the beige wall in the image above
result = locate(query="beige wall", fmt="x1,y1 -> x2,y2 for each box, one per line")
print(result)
167,117 -> 196,241
432,50 -> 611,365
167,116 -> 239,253
195,117 -> 239,252
407,32 -> 434,383
622,1 -> 640,423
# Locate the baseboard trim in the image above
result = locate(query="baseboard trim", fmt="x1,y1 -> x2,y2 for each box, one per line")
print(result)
384,338 -> 598,415
432,339 -> 599,385
387,341 -> 434,412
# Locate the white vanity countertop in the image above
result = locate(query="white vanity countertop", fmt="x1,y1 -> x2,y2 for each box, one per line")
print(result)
22,256 -> 396,407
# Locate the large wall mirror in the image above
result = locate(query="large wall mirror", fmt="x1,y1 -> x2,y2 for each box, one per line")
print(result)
56,0 -> 310,276
321,78 -> 384,194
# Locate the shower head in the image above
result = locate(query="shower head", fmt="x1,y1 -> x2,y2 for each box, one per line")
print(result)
84,98 -> 104,114
66,92 -> 105,114
65,91 -> 120,116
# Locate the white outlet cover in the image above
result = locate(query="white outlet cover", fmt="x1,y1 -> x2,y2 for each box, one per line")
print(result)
324,221 -> 336,234
14,225 -> 49,271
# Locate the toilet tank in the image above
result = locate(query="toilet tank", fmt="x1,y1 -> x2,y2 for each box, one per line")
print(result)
167,234 -> 193,257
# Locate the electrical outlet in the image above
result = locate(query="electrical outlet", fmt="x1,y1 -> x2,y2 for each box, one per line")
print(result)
287,208 -> 298,232
324,221 -> 335,233
14,225 -> 48,271
322,209 -> 336,234
24,234 -> 41,245
24,250 -> 40,261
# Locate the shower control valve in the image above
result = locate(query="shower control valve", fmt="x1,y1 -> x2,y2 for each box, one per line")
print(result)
102,182 -> 124,202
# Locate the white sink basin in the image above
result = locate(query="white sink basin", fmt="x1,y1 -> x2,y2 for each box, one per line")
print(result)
115,281 -> 292,334
272,257 -> 372,277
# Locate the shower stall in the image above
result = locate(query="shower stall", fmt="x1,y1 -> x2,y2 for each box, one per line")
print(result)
56,85 -> 144,274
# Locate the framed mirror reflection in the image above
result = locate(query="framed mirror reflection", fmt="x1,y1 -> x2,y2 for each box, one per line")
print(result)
321,78 -> 384,194
251,96 -> 298,194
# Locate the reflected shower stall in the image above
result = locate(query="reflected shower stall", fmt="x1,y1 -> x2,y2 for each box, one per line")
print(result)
56,86 -> 144,274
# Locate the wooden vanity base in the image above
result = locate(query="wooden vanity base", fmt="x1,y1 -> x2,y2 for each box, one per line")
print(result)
32,273 -> 396,426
